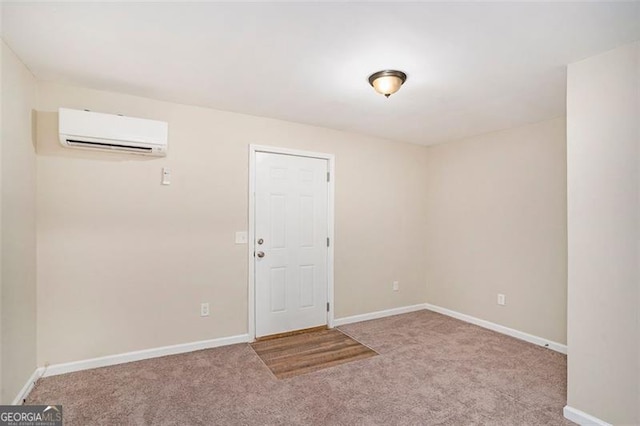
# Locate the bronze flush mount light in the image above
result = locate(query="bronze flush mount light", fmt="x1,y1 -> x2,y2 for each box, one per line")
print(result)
368,70 -> 407,98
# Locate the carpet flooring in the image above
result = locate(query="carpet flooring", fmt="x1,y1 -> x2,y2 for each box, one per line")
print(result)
251,328 -> 377,379
26,310 -> 572,425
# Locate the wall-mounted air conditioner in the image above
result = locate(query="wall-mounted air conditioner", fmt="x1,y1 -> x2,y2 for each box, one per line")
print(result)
58,108 -> 168,156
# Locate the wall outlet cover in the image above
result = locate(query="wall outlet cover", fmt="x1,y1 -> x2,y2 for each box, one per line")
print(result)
497,294 -> 506,306
200,302 -> 210,317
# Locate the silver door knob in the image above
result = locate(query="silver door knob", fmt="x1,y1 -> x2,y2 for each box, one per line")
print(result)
256,251 -> 265,258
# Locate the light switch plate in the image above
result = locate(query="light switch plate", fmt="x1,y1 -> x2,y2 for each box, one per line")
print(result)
235,231 -> 248,244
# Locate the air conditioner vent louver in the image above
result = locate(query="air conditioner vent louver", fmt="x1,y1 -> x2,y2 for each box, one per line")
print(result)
58,108 -> 168,156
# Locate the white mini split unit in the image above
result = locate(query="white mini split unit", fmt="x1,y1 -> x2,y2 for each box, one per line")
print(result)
58,108 -> 168,156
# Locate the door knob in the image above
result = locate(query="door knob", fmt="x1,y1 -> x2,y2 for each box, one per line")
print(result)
256,251 -> 265,258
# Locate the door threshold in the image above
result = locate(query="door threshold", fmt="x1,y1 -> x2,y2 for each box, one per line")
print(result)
255,325 -> 328,342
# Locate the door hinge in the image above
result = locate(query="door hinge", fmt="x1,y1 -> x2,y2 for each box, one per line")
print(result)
326,172 -> 330,182
327,237 -> 330,247
327,302 -> 330,312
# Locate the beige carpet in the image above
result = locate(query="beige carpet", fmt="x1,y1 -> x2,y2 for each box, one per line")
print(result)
251,328 -> 377,379
27,310 -> 572,425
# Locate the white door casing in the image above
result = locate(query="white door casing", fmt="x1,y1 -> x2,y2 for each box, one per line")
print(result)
249,145 -> 335,340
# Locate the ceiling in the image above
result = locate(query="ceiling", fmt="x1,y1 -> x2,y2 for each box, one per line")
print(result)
2,2 -> 639,146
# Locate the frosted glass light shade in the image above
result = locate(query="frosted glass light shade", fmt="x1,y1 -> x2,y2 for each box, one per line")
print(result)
368,70 -> 407,98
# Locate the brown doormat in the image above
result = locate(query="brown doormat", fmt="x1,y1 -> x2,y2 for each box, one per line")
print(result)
250,328 -> 378,379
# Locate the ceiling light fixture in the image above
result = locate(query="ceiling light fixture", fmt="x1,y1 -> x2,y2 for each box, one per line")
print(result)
368,70 -> 407,98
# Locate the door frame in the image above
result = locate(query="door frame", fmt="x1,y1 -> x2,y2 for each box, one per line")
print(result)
248,144 -> 335,341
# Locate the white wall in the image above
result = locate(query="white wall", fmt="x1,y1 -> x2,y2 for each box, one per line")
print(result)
566,41 -> 639,425
35,80 -> 571,370
36,82 -> 429,366
424,118 -> 568,344
0,42 -> 572,398
0,40 -> 38,403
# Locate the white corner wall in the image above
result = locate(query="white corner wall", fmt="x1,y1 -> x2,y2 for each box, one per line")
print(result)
0,40 -> 38,404
566,41 -> 640,425
34,80 -> 572,373
1,39 -> 572,401
35,82 -> 429,366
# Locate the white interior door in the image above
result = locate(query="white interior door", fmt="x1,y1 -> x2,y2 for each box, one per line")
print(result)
254,152 -> 329,338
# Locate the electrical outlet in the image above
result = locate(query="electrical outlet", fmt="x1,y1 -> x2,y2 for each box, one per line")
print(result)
392,281 -> 399,291
200,302 -> 210,317
497,294 -> 506,306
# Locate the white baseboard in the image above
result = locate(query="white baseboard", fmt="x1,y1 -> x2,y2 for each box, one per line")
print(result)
563,406 -> 611,426
335,303 -> 567,355
12,367 -> 46,405
42,333 -> 250,378
424,303 -> 567,354
15,303 -> 566,403
334,303 -> 428,326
